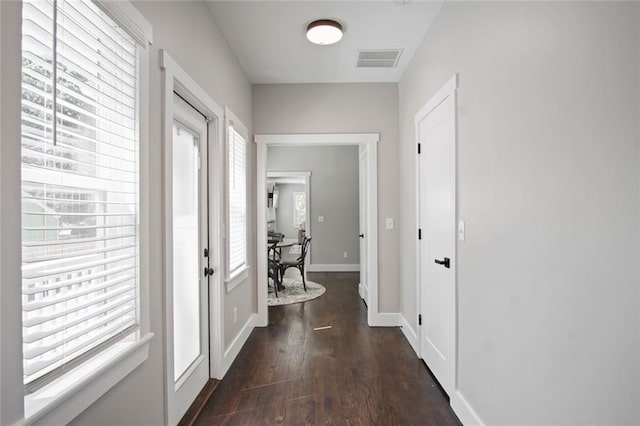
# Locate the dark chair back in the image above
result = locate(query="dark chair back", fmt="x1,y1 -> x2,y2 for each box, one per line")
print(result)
299,236 -> 311,263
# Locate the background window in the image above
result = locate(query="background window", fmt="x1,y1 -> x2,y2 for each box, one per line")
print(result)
293,192 -> 305,229
21,0 -> 140,388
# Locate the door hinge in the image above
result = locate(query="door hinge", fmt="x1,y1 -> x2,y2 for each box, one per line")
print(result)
418,229 -> 422,240
417,143 -> 421,154
418,314 -> 422,326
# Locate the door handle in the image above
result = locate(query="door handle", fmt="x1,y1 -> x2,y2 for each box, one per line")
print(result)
434,257 -> 450,269
204,267 -> 214,276
359,234 -> 365,239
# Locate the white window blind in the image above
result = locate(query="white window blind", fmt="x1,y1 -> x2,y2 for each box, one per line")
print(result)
21,0 -> 140,388
227,124 -> 246,277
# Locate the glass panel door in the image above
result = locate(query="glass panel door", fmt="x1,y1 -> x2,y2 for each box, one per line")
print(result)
172,120 -> 201,382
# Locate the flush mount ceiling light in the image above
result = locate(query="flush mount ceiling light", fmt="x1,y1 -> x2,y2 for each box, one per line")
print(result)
306,19 -> 343,45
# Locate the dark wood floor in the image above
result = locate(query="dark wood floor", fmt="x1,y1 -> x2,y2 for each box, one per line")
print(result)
195,272 -> 461,425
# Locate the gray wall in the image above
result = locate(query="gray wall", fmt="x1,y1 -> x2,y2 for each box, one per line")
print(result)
254,83 -> 400,312
274,183 -> 305,241
268,146 -> 359,265
399,2 -> 640,424
0,2 -> 26,424
68,2 -> 254,425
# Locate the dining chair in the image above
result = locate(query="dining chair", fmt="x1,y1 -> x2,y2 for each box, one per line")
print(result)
279,236 -> 311,291
268,242 -> 283,297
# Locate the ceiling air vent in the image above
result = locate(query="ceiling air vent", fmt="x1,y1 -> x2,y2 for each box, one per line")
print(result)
357,49 -> 403,68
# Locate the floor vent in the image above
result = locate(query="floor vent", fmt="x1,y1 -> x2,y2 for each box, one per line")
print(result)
357,49 -> 403,68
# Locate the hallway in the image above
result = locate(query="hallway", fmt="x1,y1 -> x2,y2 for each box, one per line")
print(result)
194,273 -> 460,425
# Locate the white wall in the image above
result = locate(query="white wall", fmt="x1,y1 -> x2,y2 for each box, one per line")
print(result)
268,146 -> 360,266
399,1 -> 640,424
254,83 -> 400,312
67,1 -> 254,425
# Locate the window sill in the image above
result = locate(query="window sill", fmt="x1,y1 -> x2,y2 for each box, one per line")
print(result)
24,332 -> 154,425
226,266 -> 250,293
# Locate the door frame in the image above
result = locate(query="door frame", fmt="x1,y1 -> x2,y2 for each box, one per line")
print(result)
415,74 -> 458,388
160,50 -> 225,423
255,133 -> 381,326
266,171 -> 311,245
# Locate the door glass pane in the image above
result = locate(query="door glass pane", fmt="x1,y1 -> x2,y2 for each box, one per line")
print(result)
172,121 -> 200,382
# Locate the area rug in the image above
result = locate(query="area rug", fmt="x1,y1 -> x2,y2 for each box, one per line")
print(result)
268,278 -> 326,306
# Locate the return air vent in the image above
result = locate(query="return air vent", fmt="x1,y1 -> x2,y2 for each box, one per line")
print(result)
357,49 -> 403,68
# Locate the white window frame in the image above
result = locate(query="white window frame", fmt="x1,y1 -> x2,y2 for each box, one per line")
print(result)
293,191 -> 306,229
224,107 -> 249,292
11,2 -> 155,424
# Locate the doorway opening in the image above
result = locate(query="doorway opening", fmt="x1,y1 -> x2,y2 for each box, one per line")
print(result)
255,133 -> 382,326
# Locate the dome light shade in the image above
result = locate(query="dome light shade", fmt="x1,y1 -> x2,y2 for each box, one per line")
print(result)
306,19 -> 343,45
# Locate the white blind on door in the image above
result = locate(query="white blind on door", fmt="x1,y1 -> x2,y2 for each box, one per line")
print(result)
21,0 -> 140,387
228,125 -> 246,276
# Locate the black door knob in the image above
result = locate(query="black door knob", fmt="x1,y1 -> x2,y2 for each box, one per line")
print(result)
204,267 -> 214,276
434,257 -> 450,269
359,234 -> 365,239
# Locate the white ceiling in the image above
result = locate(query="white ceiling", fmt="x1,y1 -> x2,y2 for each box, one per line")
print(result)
205,1 -> 444,84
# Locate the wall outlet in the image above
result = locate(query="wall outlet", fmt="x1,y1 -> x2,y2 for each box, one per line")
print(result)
318,216 -> 325,223
343,251 -> 348,258
233,307 -> 238,324
385,218 -> 394,230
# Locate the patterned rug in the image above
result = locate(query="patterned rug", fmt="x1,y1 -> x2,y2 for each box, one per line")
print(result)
268,278 -> 326,306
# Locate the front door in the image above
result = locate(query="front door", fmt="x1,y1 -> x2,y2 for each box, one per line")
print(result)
418,78 -> 457,396
168,94 -> 211,424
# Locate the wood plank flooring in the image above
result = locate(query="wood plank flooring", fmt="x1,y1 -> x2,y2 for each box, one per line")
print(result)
195,272 -> 461,425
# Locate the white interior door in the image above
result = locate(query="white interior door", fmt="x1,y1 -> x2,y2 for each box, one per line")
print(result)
358,145 -> 368,303
168,94 -> 210,425
418,79 -> 457,396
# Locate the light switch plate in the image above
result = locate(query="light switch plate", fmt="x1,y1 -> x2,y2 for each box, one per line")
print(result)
385,218 -> 394,230
318,216 -> 325,223
458,220 -> 465,241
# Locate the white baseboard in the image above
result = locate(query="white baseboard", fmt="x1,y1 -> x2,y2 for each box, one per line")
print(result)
451,390 -> 484,426
400,315 -> 419,357
222,313 -> 256,376
368,312 -> 401,327
307,264 -> 360,272
358,283 -> 368,302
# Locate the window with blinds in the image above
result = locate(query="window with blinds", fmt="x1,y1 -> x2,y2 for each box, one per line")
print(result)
21,0 -> 140,388
227,124 -> 247,278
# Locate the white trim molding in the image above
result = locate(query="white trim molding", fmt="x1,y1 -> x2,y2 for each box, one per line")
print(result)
451,391 -> 484,426
95,0 -> 153,46
25,334 -> 153,426
256,133 -> 380,328
307,264 -> 360,272
222,314 -> 257,376
369,313 -> 401,327
359,283 -> 368,303
400,315 -> 419,357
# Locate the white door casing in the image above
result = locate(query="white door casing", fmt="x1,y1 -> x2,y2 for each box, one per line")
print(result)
161,50 -> 226,425
417,75 -> 458,396
255,134 -> 380,326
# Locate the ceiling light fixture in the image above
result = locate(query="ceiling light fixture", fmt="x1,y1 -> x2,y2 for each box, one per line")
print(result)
306,19 -> 343,45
